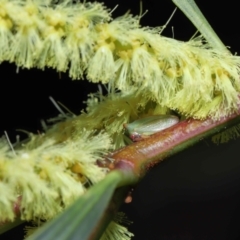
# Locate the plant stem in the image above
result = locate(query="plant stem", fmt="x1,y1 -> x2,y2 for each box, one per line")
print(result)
108,110 -> 240,178
88,186 -> 131,240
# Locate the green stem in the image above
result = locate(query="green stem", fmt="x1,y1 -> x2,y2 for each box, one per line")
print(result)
88,186 -> 131,240
172,0 -> 228,53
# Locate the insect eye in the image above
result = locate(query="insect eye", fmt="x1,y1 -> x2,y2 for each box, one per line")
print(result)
130,132 -> 142,141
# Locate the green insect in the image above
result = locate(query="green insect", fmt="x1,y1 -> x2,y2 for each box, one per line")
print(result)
124,115 -> 179,142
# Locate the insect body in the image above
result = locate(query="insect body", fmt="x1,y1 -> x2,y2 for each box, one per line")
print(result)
124,115 -> 179,142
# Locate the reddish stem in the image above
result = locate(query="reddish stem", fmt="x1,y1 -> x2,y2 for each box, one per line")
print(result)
108,111 -> 240,178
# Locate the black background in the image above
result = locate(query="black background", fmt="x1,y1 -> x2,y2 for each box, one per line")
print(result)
1,1 -> 240,239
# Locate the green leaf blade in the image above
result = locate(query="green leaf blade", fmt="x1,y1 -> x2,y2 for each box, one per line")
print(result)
26,170 -> 125,240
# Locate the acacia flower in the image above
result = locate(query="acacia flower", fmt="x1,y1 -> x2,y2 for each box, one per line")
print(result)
0,0 -> 238,119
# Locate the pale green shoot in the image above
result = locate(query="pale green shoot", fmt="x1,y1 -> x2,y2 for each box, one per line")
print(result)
172,0 -> 228,53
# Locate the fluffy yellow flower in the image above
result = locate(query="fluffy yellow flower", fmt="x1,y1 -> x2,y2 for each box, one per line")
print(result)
0,0 -> 239,118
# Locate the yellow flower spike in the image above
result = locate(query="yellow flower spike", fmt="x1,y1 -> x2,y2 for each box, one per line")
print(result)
37,4 -> 69,71
1,157 -> 59,221
214,69 -> 239,109
7,0 -> 42,68
0,128 -> 111,222
0,0 -> 14,61
87,45 -> 116,83
66,17 -> 92,79
133,47 -> 166,92
87,13 -> 142,83
100,221 -> 134,240
61,2 -> 108,75
0,0 -> 238,118
103,22 -> 240,120
87,15 -> 137,84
